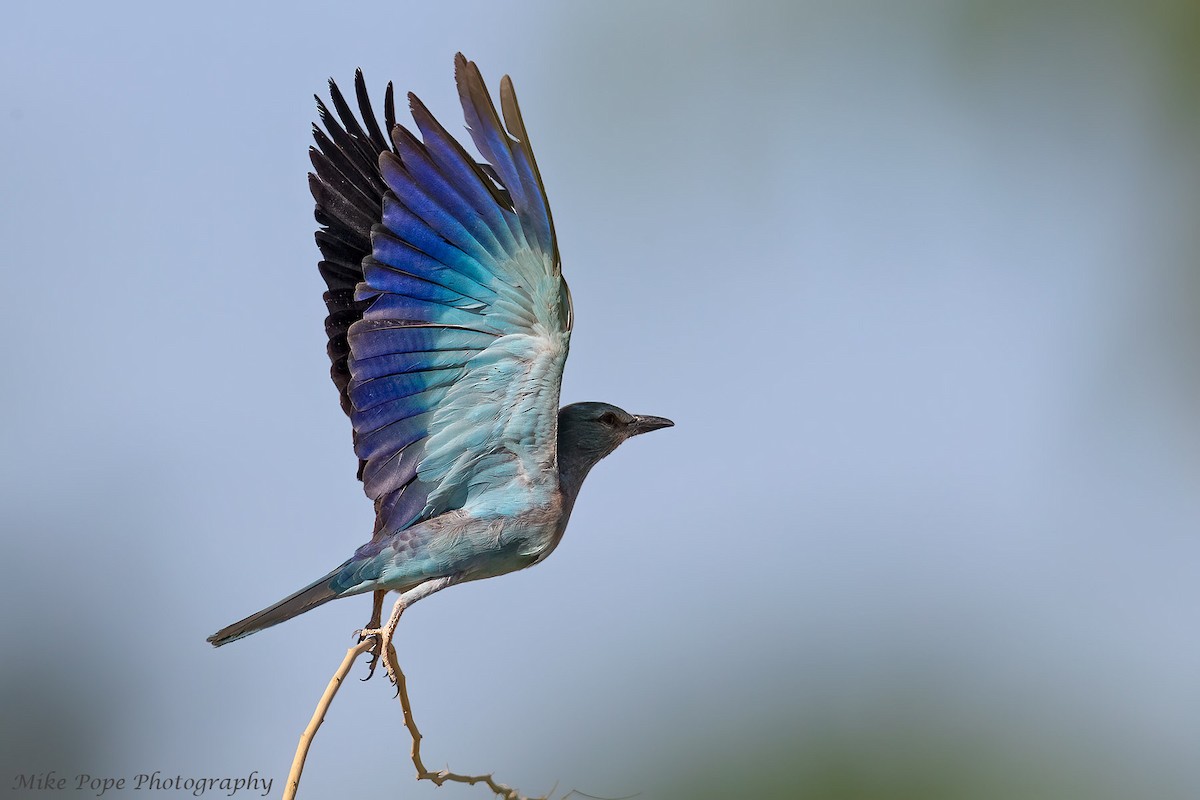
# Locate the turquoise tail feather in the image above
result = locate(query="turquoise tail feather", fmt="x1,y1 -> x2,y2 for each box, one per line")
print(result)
207,565 -> 348,647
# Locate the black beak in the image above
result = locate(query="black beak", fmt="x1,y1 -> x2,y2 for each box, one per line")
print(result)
630,415 -> 674,436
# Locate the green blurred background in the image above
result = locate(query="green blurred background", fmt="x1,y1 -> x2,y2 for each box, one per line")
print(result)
2,1 -> 1198,798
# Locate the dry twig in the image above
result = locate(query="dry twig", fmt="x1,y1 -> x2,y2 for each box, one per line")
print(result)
386,635 -> 545,799
282,638 -> 374,800
282,594 -> 610,800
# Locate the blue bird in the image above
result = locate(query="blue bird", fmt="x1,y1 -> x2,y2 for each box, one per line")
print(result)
208,55 -> 672,662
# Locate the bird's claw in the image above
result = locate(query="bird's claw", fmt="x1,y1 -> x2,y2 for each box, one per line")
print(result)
356,629 -> 383,681
356,624 -> 399,685
354,594 -> 410,687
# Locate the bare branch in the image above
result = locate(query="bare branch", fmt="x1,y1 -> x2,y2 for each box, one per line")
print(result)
282,638 -> 375,800
387,636 -> 542,799
282,591 -> 621,800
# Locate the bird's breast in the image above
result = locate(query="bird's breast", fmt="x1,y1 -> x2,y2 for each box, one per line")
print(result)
447,493 -> 567,580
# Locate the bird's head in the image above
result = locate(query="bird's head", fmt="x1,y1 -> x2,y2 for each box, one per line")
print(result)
557,402 -> 673,468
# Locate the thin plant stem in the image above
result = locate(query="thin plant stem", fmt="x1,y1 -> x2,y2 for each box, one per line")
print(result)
282,638 -> 374,800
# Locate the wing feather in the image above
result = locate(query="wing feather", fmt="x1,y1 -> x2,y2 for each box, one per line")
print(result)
407,93 -> 523,248
310,70 -> 397,425
313,55 -> 572,537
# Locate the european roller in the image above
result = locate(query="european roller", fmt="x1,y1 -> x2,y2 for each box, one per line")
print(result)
208,55 -> 672,666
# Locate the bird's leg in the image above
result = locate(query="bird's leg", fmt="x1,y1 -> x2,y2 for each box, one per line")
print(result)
358,590 -> 388,681
376,592 -> 407,687
356,576 -> 460,687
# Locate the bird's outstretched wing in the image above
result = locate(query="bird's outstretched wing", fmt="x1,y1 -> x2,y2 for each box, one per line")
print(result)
310,54 -> 572,538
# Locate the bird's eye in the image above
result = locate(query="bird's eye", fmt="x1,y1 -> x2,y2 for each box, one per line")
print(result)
598,411 -> 620,426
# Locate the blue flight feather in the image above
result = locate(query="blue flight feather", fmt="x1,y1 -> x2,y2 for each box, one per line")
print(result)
351,349 -> 480,381
353,390 -> 447,439
361,445 -> 422,500
454,60 -> 535,252
390,125 -> 511,259
346,322 -> 493,359
353,267 -> 485,310
348,367 -> 461,412
378,153 -> 500,267
374,199 -> 503,293
353,409 -> 434,462
360,294 -> 491,330
408,93 -> 523,250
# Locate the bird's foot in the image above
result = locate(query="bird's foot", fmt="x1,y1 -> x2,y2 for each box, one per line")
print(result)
357,590 -> 388,681
355,625 -> 390,682
356,600 -> 406,686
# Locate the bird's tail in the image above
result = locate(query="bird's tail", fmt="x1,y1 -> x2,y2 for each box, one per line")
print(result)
207,566 -> 346,647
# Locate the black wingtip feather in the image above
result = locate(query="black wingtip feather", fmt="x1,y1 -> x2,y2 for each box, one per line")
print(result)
354,70 -> 390,154
385,82 -> 396,136
311,70 -> 405,436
